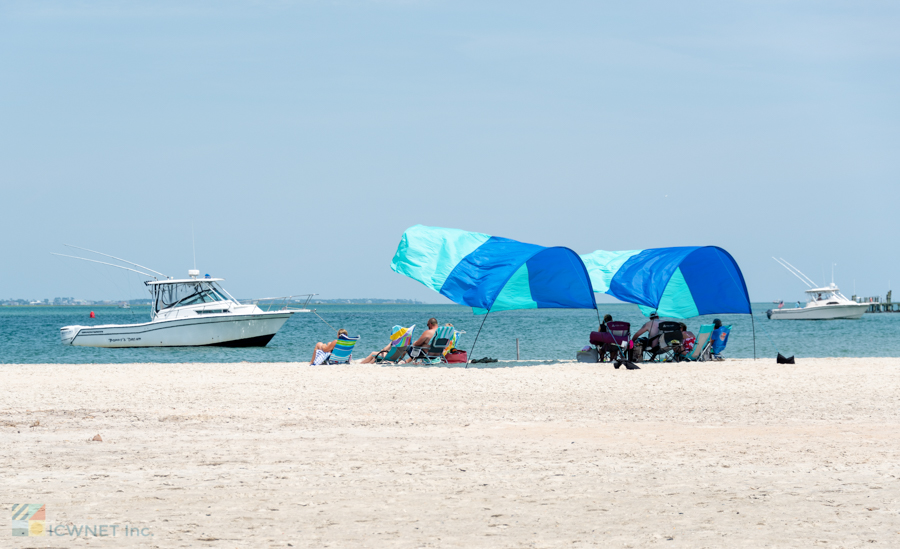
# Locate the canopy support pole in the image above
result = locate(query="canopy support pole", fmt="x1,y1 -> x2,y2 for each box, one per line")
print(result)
751,309 -> 757,360
465,310 -> 491,369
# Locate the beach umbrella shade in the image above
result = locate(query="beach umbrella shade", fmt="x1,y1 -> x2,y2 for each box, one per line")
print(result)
580,246 -> 755,356
580,247 -> 751,318
391,225 -> 598,363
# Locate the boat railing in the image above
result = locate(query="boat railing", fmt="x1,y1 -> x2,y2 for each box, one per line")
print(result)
240,294 -> 317,312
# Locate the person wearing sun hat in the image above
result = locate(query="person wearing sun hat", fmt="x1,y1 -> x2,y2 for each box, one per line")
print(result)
632,311 -> 662,349
359,325 -> 415,364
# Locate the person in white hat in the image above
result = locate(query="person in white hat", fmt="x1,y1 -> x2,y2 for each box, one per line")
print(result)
632,312 -> 662,350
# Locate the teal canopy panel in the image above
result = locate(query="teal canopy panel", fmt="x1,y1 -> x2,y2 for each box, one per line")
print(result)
580,246 -> 751,318
391,225 -> 597,313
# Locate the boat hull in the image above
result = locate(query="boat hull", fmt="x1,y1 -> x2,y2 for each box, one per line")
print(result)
766,304 -> 868,320
61,312 -> 293,348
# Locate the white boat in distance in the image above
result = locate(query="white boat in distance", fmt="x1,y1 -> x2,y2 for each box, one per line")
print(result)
55,246 -> 312,348
767,258 -> 868,320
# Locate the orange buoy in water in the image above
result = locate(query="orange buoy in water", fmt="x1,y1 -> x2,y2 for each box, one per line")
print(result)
90,311 -> 95,318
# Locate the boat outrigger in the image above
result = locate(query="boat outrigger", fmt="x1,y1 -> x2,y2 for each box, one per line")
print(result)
54,246 -> 312,348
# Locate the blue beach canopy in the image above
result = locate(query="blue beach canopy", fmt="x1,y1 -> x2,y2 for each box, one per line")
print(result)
580,247 -> 751,318
391,225 -> 597,314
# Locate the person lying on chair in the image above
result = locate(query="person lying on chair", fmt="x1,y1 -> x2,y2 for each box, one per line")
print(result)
403,317 -> 438,363
358,324 -> 416,364
359,325 -> 404,364
310,329 -> 348,364
632,312 -> 662,350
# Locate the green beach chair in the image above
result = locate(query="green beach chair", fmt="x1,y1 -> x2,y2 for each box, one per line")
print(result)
685,324 -> 714,362
324,333 -> 360,364
408,325 -> 455,364
374,325 -> 415,364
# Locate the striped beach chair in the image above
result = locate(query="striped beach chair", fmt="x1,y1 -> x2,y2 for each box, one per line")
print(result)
409,325 -> 456,364
375,325 -> 415,364
322,333 -> 360,364
442,328 -> 464,358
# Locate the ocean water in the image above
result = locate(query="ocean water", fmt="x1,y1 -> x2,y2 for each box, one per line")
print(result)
1,303 -> 899,364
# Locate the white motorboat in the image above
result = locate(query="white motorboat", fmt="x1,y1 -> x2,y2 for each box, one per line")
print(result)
767,258 -> 868,320
55,247 -> 312,348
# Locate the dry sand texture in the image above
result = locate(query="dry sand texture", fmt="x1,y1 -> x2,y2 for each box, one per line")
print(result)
3,358 -> 900,547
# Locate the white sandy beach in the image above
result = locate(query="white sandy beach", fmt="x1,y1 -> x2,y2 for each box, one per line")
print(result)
3,358 -> 900,547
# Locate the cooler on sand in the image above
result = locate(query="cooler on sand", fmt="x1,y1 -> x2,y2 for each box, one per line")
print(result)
446,349 -> 468,363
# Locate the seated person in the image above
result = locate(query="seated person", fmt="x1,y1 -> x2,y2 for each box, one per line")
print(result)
673,322 -> 696,357
596,314 -> 619,362
359,325 -> 406,364
310,329 -> 348,364
632,312 -> 662,351
710,318 -> 729,359
403,317 -> 438,363
599,314 -> 613,332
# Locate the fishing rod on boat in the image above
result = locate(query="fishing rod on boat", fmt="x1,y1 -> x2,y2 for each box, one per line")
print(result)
51,253 -> 158,279
64,244 -> 170,279
773,257 -> 815,288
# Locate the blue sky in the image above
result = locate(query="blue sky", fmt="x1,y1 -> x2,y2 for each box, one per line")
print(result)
1,1 -> 898,303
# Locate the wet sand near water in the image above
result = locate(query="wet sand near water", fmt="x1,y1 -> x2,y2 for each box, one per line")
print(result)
3,358 -> 900,547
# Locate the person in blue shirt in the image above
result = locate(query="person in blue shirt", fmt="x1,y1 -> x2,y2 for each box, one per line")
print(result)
710,319 -> 731,360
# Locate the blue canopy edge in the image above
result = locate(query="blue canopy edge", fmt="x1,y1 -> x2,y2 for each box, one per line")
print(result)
392,226 -> 597,313
582,246 -> 751,318
390,225 -> 490,293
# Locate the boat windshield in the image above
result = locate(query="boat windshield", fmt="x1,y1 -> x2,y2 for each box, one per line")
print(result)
152,282 -> 232,314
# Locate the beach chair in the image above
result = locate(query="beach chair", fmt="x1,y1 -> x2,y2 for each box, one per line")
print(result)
642,321 -> 681,362
322,333 -> 360,364
374,325 -> 415,364
408,325 -> 455,364
684,324 -> 714,361
659,321 -> 685,362
711,325 -> 732,360
442,329 -> 465,358
590,321 -> 631,363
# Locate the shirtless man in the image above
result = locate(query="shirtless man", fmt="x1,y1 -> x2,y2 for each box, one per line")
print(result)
632,312 -> 662,349
404,317 -> 438,363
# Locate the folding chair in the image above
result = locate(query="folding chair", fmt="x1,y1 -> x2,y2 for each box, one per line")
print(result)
374,325 -> 415,364
324,333 -> 360,364
684,324 -> 714,362
408,325 -> 455,364
590,321 -> 631,363
711,325 -> 732,360
643,321 -> 681,362
658,321 -> 685,362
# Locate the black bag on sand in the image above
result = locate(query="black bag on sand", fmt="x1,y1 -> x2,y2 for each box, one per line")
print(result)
615,359 -> 640,370
776,353 -> 795,364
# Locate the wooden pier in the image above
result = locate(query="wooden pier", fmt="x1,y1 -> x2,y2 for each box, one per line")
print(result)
852,291 -> 899,313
